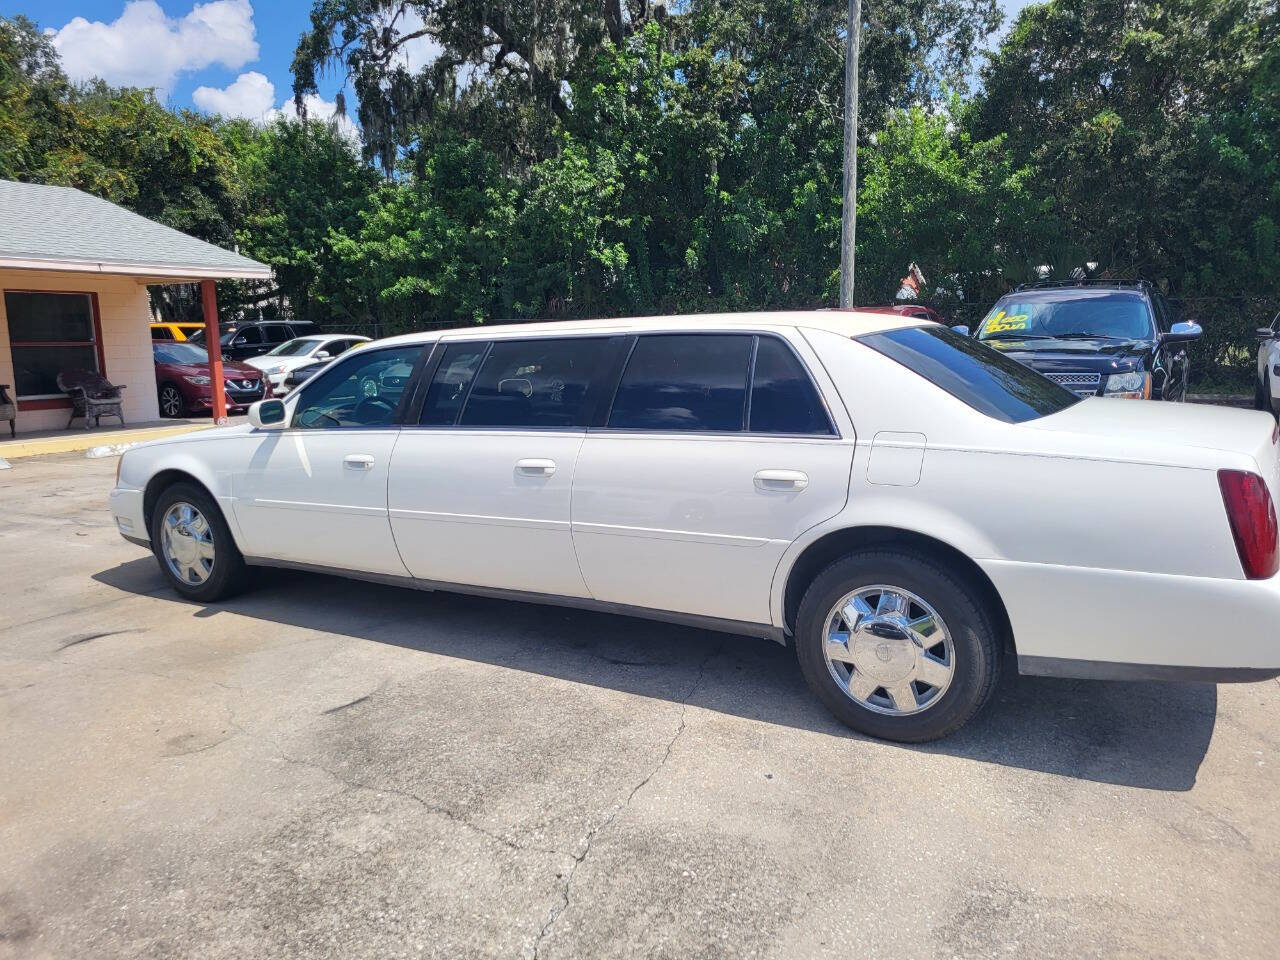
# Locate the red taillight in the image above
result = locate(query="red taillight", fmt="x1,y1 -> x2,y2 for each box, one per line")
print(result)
1218,469 -> 1279,579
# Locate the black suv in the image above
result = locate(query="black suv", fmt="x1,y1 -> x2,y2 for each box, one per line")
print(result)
958,280 -> 1202,401
188,320 -> 322,362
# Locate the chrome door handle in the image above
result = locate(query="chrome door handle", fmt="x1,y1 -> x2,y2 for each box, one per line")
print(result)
754,469 -> 808,491
344,454 -> 375,470
515,458 -> 556,476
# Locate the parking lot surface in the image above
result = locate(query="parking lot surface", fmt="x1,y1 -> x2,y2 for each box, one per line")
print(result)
2,452 -> 1278,959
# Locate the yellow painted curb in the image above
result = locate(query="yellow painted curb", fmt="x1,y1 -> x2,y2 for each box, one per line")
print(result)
0,422 -> 215,459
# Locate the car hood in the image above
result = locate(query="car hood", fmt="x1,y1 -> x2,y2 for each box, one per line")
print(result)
243,355 -> 303,371
984,338 -> 1150,374
159,360 -> 261,378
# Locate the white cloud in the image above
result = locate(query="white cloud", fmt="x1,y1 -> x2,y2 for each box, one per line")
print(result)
48,0 -> 258,95
191,70 -> 360,142
192,70 -> 273,118
267,92 -> 361,143
389,7 -> 443,72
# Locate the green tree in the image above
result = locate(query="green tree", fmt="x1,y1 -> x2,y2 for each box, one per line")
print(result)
971,0 -> 1280,294
857,105 -> 1051,305
225,117 -> 381,327
293,1 -> 1002,175
0,15 -> 70,180
323,133 -> 515,333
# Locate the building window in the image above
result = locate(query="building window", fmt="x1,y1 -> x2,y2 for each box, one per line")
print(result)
4,291 -> 103,400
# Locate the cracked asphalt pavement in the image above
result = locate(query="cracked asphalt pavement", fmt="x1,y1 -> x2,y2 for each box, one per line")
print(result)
3,452 -> 1280,959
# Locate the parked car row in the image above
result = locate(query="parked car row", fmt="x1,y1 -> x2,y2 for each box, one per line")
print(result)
244,334 -> 370,391
149,320 -> 371,417
114,308 -> 1280,744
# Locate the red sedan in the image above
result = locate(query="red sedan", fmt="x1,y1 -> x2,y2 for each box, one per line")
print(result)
849,303 -> 947,323
152,342 -> 271,418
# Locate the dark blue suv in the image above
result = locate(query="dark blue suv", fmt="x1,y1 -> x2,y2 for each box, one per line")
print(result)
958,280 -> 1203,401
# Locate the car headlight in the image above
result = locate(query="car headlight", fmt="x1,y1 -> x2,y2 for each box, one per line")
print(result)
183,375 -> 211,386
1103,371 -> 1151,399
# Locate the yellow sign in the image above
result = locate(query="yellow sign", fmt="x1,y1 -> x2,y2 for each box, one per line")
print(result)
983,310 -> 1029,334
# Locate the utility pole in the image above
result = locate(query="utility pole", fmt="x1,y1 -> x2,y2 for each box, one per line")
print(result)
839,0 -> 862,307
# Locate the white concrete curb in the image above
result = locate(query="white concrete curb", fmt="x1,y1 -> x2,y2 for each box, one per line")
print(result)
86,442 -> 144,459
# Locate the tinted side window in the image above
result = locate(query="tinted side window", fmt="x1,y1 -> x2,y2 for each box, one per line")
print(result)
460,338 -> 607,428
293,345 -> 425,428
264,325 -> 291,344
609,334 -> 753,431
858,326 -> 1078,424
419,342 -> 487,425
749,337 -> 834,435
236,327 -> 262,345
151,327 -> 174,341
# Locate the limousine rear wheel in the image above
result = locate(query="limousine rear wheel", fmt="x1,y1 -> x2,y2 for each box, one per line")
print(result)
151,482 -> 248,603
795,550 -> 1000,743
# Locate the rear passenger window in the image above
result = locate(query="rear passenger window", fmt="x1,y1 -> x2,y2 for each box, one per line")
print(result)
460,338 -> 607,428
419,342 -> 487,425
749,337 -> 833,435
609,335 -> 753,431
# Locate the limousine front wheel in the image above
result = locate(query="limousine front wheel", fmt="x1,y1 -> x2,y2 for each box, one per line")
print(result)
795,550 -> 1001,742
151,482 -> 248,603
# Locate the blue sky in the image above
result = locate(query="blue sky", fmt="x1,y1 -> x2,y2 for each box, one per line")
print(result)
0,1 -> 359,126
3,0 -> 1032,122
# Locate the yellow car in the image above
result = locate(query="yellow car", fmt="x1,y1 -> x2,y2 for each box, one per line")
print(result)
150,322 -> 206,342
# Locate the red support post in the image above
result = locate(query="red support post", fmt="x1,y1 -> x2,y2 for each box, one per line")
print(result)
200,279 -> 227,424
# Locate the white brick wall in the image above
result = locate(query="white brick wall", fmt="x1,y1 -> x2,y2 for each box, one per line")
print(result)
0,270 -> 161,432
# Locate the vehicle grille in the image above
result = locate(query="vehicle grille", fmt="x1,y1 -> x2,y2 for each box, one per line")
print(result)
1046,372 -> 1101,397
225,379 -> 263,398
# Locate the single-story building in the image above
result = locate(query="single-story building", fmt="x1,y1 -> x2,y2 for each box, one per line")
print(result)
0,180 -> 271,434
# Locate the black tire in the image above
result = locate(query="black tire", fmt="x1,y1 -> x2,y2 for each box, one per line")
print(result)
794,549 -> 1001,742
158,383 -> 186,418
150,481 -> 249,602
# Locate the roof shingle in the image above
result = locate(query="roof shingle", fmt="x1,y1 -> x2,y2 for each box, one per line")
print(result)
0,180 -> 271,280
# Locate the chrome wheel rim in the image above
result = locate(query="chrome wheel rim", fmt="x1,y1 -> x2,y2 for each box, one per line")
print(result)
160,502 -> 215,585
160,387 -> 182,417
823,585 -> 955,716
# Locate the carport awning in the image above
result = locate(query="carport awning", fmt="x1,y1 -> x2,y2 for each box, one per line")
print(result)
0,180 -> 271,282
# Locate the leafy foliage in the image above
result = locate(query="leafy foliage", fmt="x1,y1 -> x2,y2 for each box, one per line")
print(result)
3,1 -> 1279,382
971,0 -> 1280,295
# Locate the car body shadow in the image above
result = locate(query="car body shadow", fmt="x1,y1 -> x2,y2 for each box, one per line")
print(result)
94,559 -> 1215,792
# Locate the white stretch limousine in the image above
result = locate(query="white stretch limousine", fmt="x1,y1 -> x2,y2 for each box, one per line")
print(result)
110,311 -> 1280,741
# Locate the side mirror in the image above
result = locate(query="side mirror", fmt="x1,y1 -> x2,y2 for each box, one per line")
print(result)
248,398 -> 286,430
314,351 -> 331,361
951,324 -> 971,337
1257,327 -> 1275,343
1163,321 -> 1203,345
